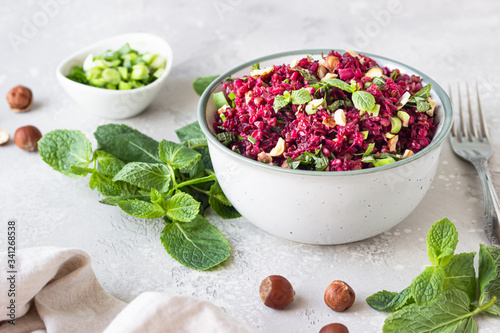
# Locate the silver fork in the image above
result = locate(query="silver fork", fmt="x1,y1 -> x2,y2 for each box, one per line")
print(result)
449,83 -> 500,246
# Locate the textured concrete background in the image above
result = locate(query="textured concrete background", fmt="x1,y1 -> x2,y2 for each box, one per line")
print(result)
1,0 -> 500,331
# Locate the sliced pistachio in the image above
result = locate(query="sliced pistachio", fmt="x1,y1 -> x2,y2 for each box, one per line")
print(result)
388,135 -> 399,152
365,67 -> 383,78
402,149 -> 414,159
269,138 -> 286,157
426,97 -> 437,117
334,109 -> 346,126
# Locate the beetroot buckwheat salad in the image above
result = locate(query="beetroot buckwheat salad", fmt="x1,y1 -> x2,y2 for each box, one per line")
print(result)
211,50 -> 437,172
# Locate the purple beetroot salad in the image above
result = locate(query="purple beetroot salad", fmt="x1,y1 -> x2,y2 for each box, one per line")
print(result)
212,50 -> 437,171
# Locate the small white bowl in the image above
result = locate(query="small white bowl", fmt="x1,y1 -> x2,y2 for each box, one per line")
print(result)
198,49 -> 453,245
56,33 -> 173,119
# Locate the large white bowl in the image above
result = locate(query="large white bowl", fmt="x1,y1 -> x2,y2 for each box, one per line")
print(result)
198,49 -> 453,245
56,33 -> 173,119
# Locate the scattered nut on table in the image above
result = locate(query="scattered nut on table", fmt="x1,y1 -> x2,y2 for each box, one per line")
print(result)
14,125 -> 42,151
324,280 -> 355,312
7,85 -> 33,113
259,275 -> 295,309
0,129 -> 10,145
319,323 -> 349,333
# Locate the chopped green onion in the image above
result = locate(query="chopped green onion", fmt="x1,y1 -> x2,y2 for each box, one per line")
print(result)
247,136 -> 257,144
361,130 -> 369,140
390,116 -> 402,134
397,111 -> 410,127
213,92 -> 229,109
220,114 -> 226,122
373,157 -> 396,167
117,67 -> 128,80
367,104 -> 380,117
385,132 -> 396,139
118,81 -> 132,90
102,68 -> 121,85
363,143 -> 375,157
131,64 -> 149,80
228,92 -> 236,100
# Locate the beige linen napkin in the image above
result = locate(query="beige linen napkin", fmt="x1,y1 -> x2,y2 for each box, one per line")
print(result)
0,247 -> 258,333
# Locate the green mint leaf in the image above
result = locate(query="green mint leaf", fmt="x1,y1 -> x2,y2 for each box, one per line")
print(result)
160,215 -> 230,270
291,68 -> 319,85
177,173 -> 216,188
427,217 -> 458,267
212,91 -> 229,109
209,196 -> 241,219
94,124 -> 160,163
89,171 -> 121,196
443,252 -> 477,302
159,140 -> 201,170
38,129 -> 93,178
273,91 -> 291,112
96,150 -> 125,177
352,91 -> 376,112
416,99 -> 431,112
290,88 -> 312,105
363,143 -> 375,158
410,266 -> 445,305
479,244 -> 498,296
175,121 -> 206,142
410,84 -> 432,100
327,100 -> 345,112
323,78 -> 355,93
216,132 -> 236,146
70,166 -> 94,176
117,199 -> 165,219
366,286 -> 413,312
99,195 -> 148,206
178,187 -> 210,217
150,188 -> 167,212
165,192 -> 200,222
478,245 -> 500,316
251,63 -> 260,70
383,290 -> 478,333
193,75 -> 219,96
112,162 -> 171,193
209,181 -> 231,206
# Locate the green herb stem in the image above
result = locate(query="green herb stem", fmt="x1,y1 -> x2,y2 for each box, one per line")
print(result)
189,185 -> 210,196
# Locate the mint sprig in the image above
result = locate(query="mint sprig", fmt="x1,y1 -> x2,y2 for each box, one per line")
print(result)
38,122 -> 240,271
367,217 -> 500,331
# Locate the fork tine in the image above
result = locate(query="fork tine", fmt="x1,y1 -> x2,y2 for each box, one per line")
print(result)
476,82 -> 489,140
466,83 -> 479,139
458,83 -> 468,140
449,84 -> 457,137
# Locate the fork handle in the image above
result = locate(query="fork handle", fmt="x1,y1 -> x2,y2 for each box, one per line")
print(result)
474,160 -> 500,247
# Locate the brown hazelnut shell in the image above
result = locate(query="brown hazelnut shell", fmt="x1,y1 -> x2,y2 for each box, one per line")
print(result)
259,275 -> 295,309
7,85 -> 33,113
319,323 -> 349,333
324,280 -> 355,312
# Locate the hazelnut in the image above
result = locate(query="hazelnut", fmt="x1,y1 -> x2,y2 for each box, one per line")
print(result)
317,65 -> 328,80
365,67 -> 383,79
388,135 -> 399,152
334,109 -> 346,127
0,129 -> 10,145
319,323 -> 349,333
14,125 -> 42,151
259,275 -> 295,309
402,149 -> 414,159
323,56 -> 340,72
323,116 -> 336,128
257,151 -> 272,164
7,85 -> 33,113
269,138 -> 286,157
324,280 -> 355,312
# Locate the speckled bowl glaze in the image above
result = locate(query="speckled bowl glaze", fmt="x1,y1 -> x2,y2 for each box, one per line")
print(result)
56,33 -> 173,119
198,49 -> 453,245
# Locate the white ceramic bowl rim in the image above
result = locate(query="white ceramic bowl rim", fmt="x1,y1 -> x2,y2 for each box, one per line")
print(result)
197,48 -> 453,177
56,32 -> 173,95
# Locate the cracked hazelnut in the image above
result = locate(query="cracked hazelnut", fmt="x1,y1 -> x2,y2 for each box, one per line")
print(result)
14,125 -> 42,151
260,275 -> 295,309
319,323 -> 349,333
323,56 -> 340,72
269,138 -> 286,157
324,280 -> 355,312
7,85 -> 33,113
0,129 -> 10,145
257,151 -> 272,164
